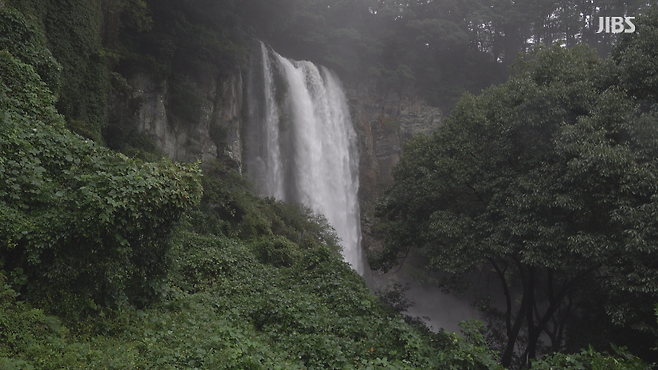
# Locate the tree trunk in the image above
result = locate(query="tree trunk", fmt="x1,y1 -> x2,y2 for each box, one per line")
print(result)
501,264 -> 531,368
525,267 -> 537,367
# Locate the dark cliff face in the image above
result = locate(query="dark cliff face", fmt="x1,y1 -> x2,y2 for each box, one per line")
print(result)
345,79 -> 442,259
112,71 -> 244,170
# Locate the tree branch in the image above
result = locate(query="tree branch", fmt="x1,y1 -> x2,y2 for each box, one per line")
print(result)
489,257 -> 513,337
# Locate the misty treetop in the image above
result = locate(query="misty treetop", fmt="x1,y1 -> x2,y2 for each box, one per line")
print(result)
264,0 -> 656,108
372,7 -> 658,368
61,0 -> 654,116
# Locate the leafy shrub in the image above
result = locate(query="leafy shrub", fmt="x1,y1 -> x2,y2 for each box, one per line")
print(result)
7,0 -> 111,142
532,346 -> 650,370
197,159 -> 342,258
0,7 -> 61,95
248,235 -> 302,267
198,159 -> 255,232
0,40 -> 201,316
168,231 -> 257,293
0,50 -> 58,119
0,274 -> 73,369
263,199 -> 342,255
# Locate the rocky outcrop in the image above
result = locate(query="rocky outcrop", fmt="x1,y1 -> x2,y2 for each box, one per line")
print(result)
130,72 -> 244,170
216,74 -> 244,172
345,80 -> 443,257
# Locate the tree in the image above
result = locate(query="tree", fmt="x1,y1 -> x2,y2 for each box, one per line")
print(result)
372,30 -> 658,367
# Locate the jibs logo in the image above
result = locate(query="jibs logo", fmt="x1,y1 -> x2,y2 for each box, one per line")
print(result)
596,16 -> 636,33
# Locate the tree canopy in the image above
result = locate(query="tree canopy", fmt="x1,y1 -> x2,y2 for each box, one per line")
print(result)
373,7 -> 658,367
266,0 -> 656,108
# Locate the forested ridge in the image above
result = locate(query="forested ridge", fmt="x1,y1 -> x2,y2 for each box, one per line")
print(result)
0,0 -> 657,368
372,5 -> 658,369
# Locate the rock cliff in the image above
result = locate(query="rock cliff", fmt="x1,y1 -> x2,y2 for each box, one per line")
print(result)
126,72 -> 244,171
126,70 -> 442,260
346,80 -> 442,258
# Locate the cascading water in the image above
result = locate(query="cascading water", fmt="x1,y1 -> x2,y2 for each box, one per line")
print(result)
246,42 -> 364,274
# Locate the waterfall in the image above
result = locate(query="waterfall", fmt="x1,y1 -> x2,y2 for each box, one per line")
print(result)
246,42 -> 363,274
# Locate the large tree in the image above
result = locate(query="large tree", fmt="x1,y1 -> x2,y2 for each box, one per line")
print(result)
372,8 -> 658,367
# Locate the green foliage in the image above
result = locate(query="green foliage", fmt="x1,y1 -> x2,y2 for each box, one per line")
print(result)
374,41 -> 658,367
3,2 -> 657,369
195,159 -> 260,235
0,35 -> 201,315
9,0 -> 110,142
248,236 -> 302,268
0,275 -> 74,369
0,38 -> 505,362
167,232 -> 257,293
0,7 -> 61,96
532,346 -> 650,370
196,159 -> 343,257
1,229 -> 642,369
118,0 -> 154,33
0,50 -> 58,120
260,199 -> 342,253
611,6 -> 658,103
1,221 -> 506,369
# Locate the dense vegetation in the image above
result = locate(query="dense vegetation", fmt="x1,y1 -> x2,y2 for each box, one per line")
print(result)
1,0 -> 657,368
0,7 -> 494,369
373,7 -> 658,369
0,3 -> 496,369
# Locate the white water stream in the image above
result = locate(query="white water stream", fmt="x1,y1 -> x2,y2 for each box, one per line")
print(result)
246,43 -> 364,274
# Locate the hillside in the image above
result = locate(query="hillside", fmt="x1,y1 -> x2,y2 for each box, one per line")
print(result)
0,1 -> 655,369
0,4 -> 502,368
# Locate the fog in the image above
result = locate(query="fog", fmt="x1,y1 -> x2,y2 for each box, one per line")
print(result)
367,268 -> 482,333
